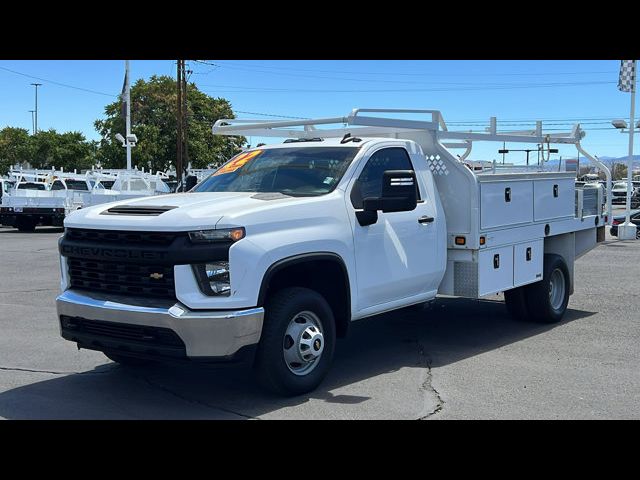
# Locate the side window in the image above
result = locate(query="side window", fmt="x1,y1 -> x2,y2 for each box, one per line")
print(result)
350,147 -> 419,209
51,180 -> 65,190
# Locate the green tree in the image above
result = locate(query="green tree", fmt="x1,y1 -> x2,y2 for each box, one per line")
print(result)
94,75 -> 245,172
613,163 -> 628,180
0,127 -> 33,175
29,129 -> 95,172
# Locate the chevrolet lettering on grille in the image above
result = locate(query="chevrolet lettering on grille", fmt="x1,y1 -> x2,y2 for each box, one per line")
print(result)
61,245 -> 168,260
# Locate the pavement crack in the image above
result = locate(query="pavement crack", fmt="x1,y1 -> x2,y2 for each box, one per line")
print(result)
135,373 -> 258,420
0,288 -> 58,294
414,342 -> 445,420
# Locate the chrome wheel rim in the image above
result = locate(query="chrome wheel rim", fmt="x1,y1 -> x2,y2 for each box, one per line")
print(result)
283,310 -> 324,376
549,268 -> 566,311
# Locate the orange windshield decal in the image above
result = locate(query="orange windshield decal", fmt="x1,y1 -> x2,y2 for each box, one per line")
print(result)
213,150 -> 263,176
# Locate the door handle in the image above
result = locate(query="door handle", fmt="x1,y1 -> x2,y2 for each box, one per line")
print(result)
418,215 -> 434,224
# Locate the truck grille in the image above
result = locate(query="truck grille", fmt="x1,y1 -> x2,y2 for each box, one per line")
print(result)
61,228 -> 229,301
68,257 -> 175,299
65,228 -> 180,245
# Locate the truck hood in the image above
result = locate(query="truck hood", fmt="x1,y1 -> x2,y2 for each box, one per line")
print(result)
63,191 -> 315,231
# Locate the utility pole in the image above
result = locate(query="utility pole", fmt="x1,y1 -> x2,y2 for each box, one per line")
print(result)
30,83 -> 42,133
176,60 -> 184,185
28,110 -> 35,135
183,63 -> 190,178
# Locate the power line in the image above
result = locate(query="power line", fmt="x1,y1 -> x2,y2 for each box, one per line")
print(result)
208,60 -> 618,78
224,111 -> 625,125
0,65 -> 116,97
202,108 -> 623,128
234,110 -> 309,119
199,80 -> 616,94
194,61 -> 620,86
447,115 -> 625,122
448,121 -> 613,126
195,62 -> 612,86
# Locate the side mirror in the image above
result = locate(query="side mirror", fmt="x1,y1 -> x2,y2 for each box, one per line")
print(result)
355,170 -> 418,226
379,170 -> 418,213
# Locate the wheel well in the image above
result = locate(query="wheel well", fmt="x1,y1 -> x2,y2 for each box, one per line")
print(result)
258,255 -> 351,338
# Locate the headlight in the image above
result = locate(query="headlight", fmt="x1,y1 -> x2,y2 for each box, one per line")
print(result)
193,261 -> 231,296
188,227 -> 245,243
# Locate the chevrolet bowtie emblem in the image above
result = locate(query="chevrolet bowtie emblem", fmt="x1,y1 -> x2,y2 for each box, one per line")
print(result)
149,273 -> 164,280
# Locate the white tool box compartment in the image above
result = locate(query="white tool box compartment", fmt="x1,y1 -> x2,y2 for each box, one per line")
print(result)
533,177 -> 575,221
513,239 -> 544,287
478,245 -> 514,296
480,180 -> 534,230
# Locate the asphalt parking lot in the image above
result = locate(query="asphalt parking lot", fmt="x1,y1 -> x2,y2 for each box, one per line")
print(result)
1,218 -> 639,419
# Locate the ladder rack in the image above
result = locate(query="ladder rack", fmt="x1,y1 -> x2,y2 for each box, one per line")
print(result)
212,108 -> 612,222
213,108 -> 583,145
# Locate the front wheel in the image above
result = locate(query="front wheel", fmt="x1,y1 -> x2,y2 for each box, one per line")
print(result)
254,287 -> 336,396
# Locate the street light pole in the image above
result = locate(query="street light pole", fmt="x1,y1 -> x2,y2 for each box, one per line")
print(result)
125,60 -> 132,170
30,83 -> 42,133
28,110 -> 35,135
625,62 -> 636,226
612,60 -> 637,240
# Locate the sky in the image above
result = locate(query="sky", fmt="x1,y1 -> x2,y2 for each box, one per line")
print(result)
0,60 -> 636,164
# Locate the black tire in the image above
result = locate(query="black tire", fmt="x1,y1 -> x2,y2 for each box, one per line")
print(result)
16,219 -> 36,232
104,352 -> 155,367
254,287 -> 336,396
504,286 -> 530,321
524,254 -> 570,323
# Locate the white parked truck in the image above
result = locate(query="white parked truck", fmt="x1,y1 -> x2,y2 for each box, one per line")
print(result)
1,169 -> 171,231
56,109 -> 611,395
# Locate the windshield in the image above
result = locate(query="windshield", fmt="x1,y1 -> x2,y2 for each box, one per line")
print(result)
18,182 -> 46,190
193,147 -> 359,197
65,180 -> 89,191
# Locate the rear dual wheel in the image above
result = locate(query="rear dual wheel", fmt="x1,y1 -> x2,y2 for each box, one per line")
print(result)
16,219 -> 36,232
505,254 -> 570,324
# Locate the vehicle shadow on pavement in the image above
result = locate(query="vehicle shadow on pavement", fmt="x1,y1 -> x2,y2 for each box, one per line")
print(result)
0,227 -> 64,234
0,297 -> 595,419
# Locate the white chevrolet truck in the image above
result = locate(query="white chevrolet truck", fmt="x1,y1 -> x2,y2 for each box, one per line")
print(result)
56,109 -> 611,396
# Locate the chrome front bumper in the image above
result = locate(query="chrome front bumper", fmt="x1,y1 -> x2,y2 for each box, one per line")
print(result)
56,290 -> 264,358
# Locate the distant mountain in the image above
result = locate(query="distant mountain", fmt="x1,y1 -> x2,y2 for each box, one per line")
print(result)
543,155 -> 640,170
590,155 -> 640,163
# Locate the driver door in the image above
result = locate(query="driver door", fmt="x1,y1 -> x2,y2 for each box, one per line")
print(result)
347,146 -> 439,310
